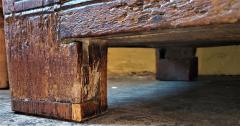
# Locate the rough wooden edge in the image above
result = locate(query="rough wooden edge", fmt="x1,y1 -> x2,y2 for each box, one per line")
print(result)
102,24 -> 240,48
3,0 -> 111,16
61,24 -> 240,48
12,99 -> 107,122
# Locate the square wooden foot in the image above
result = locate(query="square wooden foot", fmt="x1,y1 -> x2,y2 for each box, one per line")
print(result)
156,47 -> 198,81
4,11 -> 108,121
5,12 -> 108,121
9,39 -> 108,122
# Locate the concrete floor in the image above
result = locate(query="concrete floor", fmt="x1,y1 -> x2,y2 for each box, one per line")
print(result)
1,76 -> 240,126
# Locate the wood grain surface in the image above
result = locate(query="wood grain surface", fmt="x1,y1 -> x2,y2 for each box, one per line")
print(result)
4,8 -> 107,121
0,1 -> 8,88
3,0 -> 240,46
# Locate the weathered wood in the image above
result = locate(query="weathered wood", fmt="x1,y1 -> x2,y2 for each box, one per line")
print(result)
3,0 -> 240,47
58,0 -> 240,40
4,7 -> 107,121
2,0 -> 59,14
0,2 -> 8,89
156,47 -> 198,81
103,24 -> 240,47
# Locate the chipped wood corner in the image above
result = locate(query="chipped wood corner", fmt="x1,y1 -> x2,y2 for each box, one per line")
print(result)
71,104 -> 82,122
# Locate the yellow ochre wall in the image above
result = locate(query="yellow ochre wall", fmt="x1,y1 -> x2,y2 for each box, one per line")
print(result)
108,46 -> 240,75
108,48 -> 156,75
197,46 -> 240,75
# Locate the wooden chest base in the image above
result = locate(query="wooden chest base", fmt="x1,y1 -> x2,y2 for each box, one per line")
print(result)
9,39 -> 108,122
12,99 -> 107,122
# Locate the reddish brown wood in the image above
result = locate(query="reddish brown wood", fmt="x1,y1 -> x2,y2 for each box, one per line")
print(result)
3,0 -> 240,46
4,9 -> 107,121
58,0 -> 240,39
2,0 -> 59,14
0,2 -> 8,89
156,48 -> 198,81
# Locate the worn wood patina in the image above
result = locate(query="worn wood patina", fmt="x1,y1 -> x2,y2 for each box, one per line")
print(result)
0,0 -> 8,89
3,0 -> 240,122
